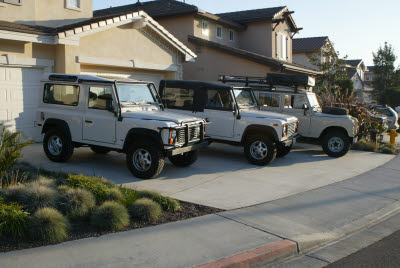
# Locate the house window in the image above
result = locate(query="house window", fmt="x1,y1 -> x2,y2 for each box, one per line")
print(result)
65,0 -> 81,11
280,34 -> 288,60
2,0 -> 22,5
202,20 -> 209,36
229,30 -> 234,42
216,26 -> 222,39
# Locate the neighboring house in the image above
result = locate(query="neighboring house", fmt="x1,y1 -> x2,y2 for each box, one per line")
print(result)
292,36 -> 334,71
0,0 -> 196,139
345,59 -> 366,81
364,66 -> 375,86
94,0 -> 320,82
344,59 -> 372,102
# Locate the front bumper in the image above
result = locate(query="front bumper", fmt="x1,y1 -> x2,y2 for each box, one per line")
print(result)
167,140 -> 209,157
280,134 -> 299,147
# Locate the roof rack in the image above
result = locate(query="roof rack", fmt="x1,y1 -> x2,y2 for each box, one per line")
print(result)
218,73 -> 315,93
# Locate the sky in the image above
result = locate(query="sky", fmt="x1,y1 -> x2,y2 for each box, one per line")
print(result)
94,0 -> 400,68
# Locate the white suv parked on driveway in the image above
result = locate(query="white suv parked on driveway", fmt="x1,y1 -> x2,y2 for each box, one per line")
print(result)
220,73 -> 359,157
35,74 -> 208,179
159,80 -> 299,165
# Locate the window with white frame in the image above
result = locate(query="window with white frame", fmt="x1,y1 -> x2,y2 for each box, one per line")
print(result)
66,0 -> 80,10
2,0 -> 22,5
280,34 -> 288,60
216,26 -> 222,39
229,30 -> 234,42
202,20 -> 209,36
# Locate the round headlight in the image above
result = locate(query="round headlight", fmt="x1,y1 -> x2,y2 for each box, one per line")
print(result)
170,130 -> 177,139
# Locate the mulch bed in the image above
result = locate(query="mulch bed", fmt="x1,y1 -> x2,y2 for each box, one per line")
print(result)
0,201 -> 223,253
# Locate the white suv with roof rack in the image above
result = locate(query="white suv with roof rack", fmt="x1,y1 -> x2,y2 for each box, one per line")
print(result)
159,80 -> 299,166
219,73 -> 359,157
35,74 -> 208,179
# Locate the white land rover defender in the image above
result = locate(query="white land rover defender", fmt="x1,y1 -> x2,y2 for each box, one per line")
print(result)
159,80 -> 299,166
219,73 -> 359,157
35,74 -> 208,179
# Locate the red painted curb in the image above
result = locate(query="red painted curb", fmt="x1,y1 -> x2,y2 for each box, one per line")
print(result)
196,240 -> 297,268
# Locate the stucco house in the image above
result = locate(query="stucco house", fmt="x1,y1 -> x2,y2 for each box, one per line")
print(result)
94,0 -> 320,82
344,60 -> 372,102
292,36 -> 334,71
0,0 -> 196,139
364,66 -> 375,86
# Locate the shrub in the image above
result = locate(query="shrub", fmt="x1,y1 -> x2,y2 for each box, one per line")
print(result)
119,187 -> 139,207
1,170 -> 28,189
0,201 -> 30,239
1,184 -> 31,205
379,144 -> 398,155
30,208 -> 69,243
66,174 -> 110,204
138,190 -> 181,212
59,188 -> 96,219
57,185 -> 72,195
128,198 -> 162,222
0,126 -> 31,186
352,139 -> 377,152
23,185 -> 60,213
91,201 -> 129,231
106,188 -> 124,202
29,176 -> 56,188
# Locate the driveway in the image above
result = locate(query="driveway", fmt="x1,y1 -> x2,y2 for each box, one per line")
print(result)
21,143 -> 394,210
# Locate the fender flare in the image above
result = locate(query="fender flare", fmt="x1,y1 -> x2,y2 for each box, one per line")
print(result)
241,125 -> 279,143
123,128 -> 163,152
42,118 -> 71,139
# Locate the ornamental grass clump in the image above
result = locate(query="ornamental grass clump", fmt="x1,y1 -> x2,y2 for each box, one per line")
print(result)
138,190 -> 181,212
0,200 -> 30,239
128,198 -> 162,222
23,185 -> 60,213
59,188 -> 96,219
29,176 -> 56,188
119,187 -> 139,207
57,185 -> 72,195
352,139 -> 377,152
105,188 -> 125,203
30,207 -> 69,243
91,201 -> 129,231
1,184 -> 31,204
379,144 -> 398,155
66,174 -> 110,204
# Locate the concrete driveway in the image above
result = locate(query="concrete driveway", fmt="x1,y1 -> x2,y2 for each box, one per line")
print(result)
21,143 -> 394,210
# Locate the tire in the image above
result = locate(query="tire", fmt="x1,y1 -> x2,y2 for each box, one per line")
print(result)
322,130 -> 350,157
277,144 -> 293,158
90,146 -> 111,154
244,135 -> 277,166
43,129 -> 74,162
126,142 -> 165,180
168,150 -> 199,167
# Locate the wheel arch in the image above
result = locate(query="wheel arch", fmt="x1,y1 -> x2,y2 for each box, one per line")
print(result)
123,128 -> 163,152
241,125 -> 279,143
42,118 -> 71,139
319,126 -> 350,140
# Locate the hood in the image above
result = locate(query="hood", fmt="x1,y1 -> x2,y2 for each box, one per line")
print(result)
122,110 -> 201,124
241,109 -> 297,122
314,112 -> 352,119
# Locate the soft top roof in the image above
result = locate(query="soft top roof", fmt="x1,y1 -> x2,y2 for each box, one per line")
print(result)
160,79 -> 249,90
41,73 -> 152,85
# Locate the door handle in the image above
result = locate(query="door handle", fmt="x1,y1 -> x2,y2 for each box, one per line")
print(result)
85,120 -> 93,124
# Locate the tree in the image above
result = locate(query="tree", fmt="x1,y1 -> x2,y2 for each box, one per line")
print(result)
372,42 -> 397,104
310,43 -> 353,97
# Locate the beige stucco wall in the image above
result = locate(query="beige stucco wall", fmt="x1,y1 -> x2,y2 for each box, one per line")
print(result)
0,0 -> 93,27
156,15 -> 195,45
193,17 -> 240,48
183,45 -> 276,81
293,52 -> 319,70
272,19 -> 293,63
0,39 -> 56,61
239,21 -> 272,57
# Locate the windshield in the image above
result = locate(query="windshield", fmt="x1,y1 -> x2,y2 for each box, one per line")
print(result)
307,93 -> 321,109
233,89 -> 257,107
116,83 -> 157,105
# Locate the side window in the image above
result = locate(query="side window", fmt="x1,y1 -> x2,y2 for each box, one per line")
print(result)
206,89 -> 233,111
258,93 -> 280,108
43,84 -> 80,106
283,94 -> 308,109
88,86 -> 114,110
163,87 -> 194,111
3,0 -> 22,5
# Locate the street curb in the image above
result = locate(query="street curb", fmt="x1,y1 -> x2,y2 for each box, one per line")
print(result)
196,240 -> 297,268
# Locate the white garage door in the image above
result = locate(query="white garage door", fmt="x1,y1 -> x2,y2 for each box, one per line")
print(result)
0,66 -> 43,140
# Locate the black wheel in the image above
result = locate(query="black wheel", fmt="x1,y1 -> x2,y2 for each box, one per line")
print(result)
322,130 -> 350,157
43,129 -> 74,162
126,142 -> 165,179
277,144 -> 293,158
90,146 -> 111,154
244,136 -> 277,166
168,150 -> 199,167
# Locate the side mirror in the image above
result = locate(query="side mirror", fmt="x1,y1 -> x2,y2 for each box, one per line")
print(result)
106,100 -> 115,114
302,104 -> 309,110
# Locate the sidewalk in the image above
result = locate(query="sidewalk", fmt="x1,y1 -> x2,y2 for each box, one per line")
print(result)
1,155 -> 399,268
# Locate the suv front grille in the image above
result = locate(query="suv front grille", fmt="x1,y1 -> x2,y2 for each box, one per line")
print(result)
176,125 -> 201,145
287,122 -> 297,137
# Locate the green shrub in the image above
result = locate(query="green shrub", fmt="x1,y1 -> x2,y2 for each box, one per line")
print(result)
119,187 -> 139,207
57,185 -> 72,195
91,201 -> 129,231
0,201 -> 30,239
30,207 -> 69,243
59,188 -> 96,219
66,174 -> 110,203
0,126 -> 31,186
138,190 -> 181,212
128,198 -> 162,222
1,184 -> 31,205
352,139 -> 377,152
106,188 -> 124,202
23,185 -> 60,213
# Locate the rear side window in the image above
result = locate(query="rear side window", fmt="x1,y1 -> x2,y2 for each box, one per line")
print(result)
258,92 -> 280,107
43,84 -> 80,106
206,89 -> 233,111
162,87 -> 194,111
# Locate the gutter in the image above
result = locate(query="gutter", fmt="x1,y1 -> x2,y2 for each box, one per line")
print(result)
281,63 -> 322,76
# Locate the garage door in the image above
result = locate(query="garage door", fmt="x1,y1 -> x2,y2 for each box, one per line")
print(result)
0,66 -> 43,140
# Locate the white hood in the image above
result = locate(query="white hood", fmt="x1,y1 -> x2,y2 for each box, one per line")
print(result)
240,109 -> 297,122
122,110 -> 201,124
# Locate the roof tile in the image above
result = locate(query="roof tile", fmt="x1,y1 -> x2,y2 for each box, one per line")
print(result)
293,37 -> 328,52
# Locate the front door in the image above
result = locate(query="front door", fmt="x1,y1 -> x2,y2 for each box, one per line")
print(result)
83,85 -> 116,144
282,94 -> 311,136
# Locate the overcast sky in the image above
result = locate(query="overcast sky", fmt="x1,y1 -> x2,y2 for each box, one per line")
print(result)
94,0 -> 400,68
